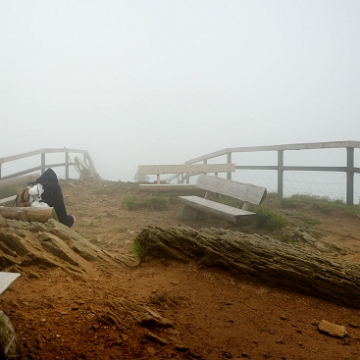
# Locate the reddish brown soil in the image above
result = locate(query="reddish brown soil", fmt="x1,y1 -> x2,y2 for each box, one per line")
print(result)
1,181 -> 360,360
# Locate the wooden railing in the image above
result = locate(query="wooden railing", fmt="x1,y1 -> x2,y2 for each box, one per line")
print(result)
168,141 -> 360,206
0,148 -> 98,181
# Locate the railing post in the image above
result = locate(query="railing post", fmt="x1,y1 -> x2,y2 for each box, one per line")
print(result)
41,153 -> 46,174
277,150 -> 284,200
227,152 -> 232,180
65,151 -> 69,180
346,147 -> 354,206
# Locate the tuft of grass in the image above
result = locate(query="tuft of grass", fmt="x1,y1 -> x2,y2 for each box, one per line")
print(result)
254,206 -> 288,231
122,195 -> 141,210
304,217 -> 321,226
144,196 -> 168,210
132,238 -> 145,258
87,221 -> 99,228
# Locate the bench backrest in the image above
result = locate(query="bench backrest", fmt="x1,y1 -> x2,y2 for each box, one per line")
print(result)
196,174 -> 267,206
138,164 -> 236,184
138,164 -> 235,175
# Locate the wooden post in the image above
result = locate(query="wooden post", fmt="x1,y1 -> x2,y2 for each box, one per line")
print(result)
277,150 -> 284,200
65,151 -> 69,180
227,152 -> 232,180
346,147 -> 354,206
41,153 -> 45,174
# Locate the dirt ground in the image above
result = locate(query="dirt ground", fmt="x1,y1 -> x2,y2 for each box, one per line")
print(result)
1,180 -> 360,360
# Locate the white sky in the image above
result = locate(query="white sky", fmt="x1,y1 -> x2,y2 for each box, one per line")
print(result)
1,0 -> 359,181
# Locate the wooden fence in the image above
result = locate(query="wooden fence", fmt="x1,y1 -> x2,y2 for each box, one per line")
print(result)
0,148 -> 98,182
164,141 -> 360,206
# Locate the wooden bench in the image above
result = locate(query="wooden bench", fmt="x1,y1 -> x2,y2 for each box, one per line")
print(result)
138,164 -> 236,192
0,272 -> 21,295
178,174 -> 267,224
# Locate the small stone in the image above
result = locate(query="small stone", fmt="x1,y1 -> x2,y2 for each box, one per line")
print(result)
318,319 -> 348,338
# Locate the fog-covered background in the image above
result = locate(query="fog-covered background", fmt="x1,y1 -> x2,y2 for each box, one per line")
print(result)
1,0 -> 359,182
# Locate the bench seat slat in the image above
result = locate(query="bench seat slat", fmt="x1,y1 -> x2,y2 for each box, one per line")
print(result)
139,184 -> 198,192
0,272 -> 21,295
179,195 -> 255,224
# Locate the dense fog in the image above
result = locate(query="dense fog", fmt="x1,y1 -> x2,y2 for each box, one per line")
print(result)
1,1 -> 359,182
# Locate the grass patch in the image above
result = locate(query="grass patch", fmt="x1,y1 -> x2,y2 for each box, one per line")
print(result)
281,194 -> 360,217
144,196 -> 168,210
122,196 -> 141,210
87,221 -> 99,228
254,206 -> 288,231
304,217 -> 321,226
132,238 -> 145,258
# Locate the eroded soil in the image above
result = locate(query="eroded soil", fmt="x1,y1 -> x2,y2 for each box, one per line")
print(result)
1,180 -> 360,360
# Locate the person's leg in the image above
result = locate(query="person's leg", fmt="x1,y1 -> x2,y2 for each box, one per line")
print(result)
41,183 -> 74,227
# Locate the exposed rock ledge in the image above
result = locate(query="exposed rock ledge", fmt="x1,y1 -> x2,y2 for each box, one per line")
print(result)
0,215 -> 133,276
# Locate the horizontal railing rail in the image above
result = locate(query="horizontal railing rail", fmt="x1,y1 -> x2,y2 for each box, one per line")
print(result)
0,148 -> 98,181
169,141 -> 360,206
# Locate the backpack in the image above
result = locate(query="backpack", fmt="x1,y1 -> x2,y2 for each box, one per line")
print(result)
15,186 -> 32,207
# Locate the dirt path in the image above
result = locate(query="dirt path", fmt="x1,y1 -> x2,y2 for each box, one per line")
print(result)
1,180 -> 360,359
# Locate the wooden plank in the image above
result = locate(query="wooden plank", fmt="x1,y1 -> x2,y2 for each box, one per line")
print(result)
179,196 -> 255,224
139,184 -> 198,192
0,196 -> 16,206
138,164 -> 235,175
185,141 -> 360,164
196,175 -> 267,205
0,272 -> 20,295
0,148 -> 88,164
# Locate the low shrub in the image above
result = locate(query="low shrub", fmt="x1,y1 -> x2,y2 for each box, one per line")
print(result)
254,206 -> 288,231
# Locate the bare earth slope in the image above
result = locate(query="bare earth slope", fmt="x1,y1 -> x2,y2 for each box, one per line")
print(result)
1,180 -> 360,360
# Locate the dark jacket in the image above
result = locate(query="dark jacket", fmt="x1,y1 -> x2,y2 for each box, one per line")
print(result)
34,168 -> 74,227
